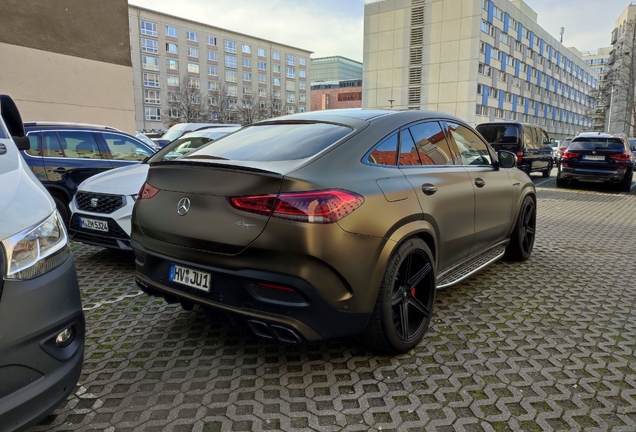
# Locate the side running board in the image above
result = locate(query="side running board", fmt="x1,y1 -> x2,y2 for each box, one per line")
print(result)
437,243 -> 508,289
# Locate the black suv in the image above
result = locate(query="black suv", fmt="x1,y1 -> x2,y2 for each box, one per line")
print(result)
22,122 -> 156,225
476,122 -> 554,177
557,132 -> 634,191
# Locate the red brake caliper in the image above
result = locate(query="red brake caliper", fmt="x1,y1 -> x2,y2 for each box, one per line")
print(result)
410,287 -> 416,297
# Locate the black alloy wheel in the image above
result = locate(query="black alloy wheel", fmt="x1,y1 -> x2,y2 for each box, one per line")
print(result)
504,195 -> 535,261
360,238 -> 436,353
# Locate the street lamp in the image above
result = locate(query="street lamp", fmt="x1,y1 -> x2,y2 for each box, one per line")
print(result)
388,99 -> 394,108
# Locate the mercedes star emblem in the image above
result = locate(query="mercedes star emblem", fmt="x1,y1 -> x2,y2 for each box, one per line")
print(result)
177,197 -> 191,216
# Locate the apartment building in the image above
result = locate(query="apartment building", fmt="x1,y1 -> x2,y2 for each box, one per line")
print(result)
362,0 -> 598,140
0,0 -> 135,131
129,5 -> 312,131
581,47 -> 612,132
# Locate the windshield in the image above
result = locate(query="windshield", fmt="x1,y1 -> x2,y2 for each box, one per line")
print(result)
160,126 -> 186,142
569,138 -> 624,151
475,124 -> 520,144
184,123 -> 353,162
148,130 -> 238,162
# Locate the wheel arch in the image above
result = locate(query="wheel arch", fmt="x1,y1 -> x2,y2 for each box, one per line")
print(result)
507,187 -> 536,238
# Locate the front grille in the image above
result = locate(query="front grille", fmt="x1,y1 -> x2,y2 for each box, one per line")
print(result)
76,192 -> 125,214
69,214 -> 129,239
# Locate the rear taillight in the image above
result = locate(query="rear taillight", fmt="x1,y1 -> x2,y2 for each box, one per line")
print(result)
516,150 -> 523,163
229,189 -> 364,223
138,182 -> 159,200
609,153 -> 631,162
561,150 -> 579,160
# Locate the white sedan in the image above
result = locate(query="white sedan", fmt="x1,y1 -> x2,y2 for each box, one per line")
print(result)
68,126 -> 240,249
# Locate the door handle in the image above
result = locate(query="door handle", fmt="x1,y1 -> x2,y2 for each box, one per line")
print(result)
475,178 -> 486,188
421,184 -> 437,195
54,167 -> 67,174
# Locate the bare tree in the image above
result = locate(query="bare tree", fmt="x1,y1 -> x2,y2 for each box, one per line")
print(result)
237,90 -> 259,125
261,90 -> 285,119
164,74 -> 209,126
208,82 -> 238,124
609,18 -> 636,136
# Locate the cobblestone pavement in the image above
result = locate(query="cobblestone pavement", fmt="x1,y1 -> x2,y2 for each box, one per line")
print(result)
32,176 -> 636,431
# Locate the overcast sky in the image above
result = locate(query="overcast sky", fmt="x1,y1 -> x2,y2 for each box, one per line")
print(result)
131,0 -> 630,62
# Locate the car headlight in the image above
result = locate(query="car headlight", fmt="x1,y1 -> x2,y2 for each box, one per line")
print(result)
2,211 -> 71,280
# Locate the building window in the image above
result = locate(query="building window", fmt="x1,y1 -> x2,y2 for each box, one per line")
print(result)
476,105 -> 489,115
491,48 -> 501,61
300,57 -> 306,66
299,70 -> 306,78
165,26 -> 178,38
187,31 -> 198,42
144,89 -> 161,104
188,78 -> 200,89
207,36 -> 216,46
209,82 -> 219,91
478,63 -> 491,77
145,107 -> 161,121
166,43 -> 178,54
140,21 -> 157,37
168,108 -> 180,118
243,72 -> 252,81
299,82 -> 306,90
481,21 -> 494,36
143,73 -> 160,87
491,88 -> 499,99
286,68 -> 295,79
500,33 -> 509,45
286,92 -> 296,103
286,81 -> 296,91
258,48 -> 266,57
499,72 -> 507,83
188,47 -> 199,58
225,55 -> 237,68
166,59 -> 179,71
187,63 -> 199,74
226,84 -> 238,97
258,88 -> 267,97
258,61 -> 266,71
142,38 -> 158,54
272,64 -> 281,73
286,54 -> 295,66
225,40 -> 237,53
272,90 -> 281,98
242,44 -> 251,54
167,75 -> 179,86
226,70 -> 238,82
242,86 -> 252,95
208,66 -> 218,76
242,58 -> 251,68
258,74 -> 267,84
299,93 -> 306,102
273,51 -> 280,60
273,77 -> 281,86
208,51 -> 217,61
142,56 -> 159,71
477,84 -> 483,95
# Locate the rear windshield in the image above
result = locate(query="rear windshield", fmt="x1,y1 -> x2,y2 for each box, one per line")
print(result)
569,138 -> 624,151
475,124 -> 520,145
185,122 -> 353,162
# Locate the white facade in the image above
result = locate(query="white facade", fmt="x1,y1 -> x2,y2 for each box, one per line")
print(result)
363,0 -> 598,140
129,6 -> 312,131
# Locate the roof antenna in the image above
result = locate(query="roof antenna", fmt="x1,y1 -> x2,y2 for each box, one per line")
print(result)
560,27 -> 565,43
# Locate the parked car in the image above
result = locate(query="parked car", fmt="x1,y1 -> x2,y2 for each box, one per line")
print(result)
557,132 -> 634,191
0,95 -> 84,430
629,138 -> 636,156
154,122 -> 242,147
135,131 -> 161,151
476,122 -> 554,177
131,109 -> 536,353
21,122 -> 157,226
556,137 -> 574,165
68,126 -> 241,250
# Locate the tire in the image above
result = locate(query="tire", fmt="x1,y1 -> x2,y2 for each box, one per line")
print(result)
53,197 -> 70,227
359,238 -> 436,354
556,176 -> 567,188
619,173 -> 633,192
542,161 -> 552,178
504,195 -> 536,262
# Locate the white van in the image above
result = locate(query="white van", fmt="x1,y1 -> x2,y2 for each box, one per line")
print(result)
155,122 -> 241,146
0,95 -> 84,430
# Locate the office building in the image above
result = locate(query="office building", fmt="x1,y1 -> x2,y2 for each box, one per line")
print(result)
363,0 -> 598,140
311,79 -> 363,110
129,5 -> 312,131
0,0 -> 135,132
311,56 -> 363,84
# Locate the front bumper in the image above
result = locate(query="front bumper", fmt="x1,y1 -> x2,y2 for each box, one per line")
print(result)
0,256 -> 85,432
69,195 -> 135,250
132,242 -> 371,342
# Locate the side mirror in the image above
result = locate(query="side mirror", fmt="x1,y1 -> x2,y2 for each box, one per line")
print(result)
497,150 -> 517,169
0,95 -> 29,151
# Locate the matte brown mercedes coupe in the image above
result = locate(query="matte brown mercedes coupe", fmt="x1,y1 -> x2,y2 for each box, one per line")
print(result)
131,109 -> 536,353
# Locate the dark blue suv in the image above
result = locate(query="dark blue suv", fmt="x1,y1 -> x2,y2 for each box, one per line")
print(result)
22,122 -> 156,225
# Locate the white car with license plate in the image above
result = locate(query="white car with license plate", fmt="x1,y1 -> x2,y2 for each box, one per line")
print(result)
68,126 -> 240,250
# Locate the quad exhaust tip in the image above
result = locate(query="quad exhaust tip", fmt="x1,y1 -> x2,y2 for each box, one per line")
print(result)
247,320 -> 302,343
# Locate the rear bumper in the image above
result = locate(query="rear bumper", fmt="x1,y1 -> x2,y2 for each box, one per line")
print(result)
0,257 -> 85,432
132,242 -> 370,342
558,166 -> 630,183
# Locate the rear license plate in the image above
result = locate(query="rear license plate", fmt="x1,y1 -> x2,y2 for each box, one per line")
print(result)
169,264 -> 211,292
583,155 -> 605,161
79,217 -> 108,232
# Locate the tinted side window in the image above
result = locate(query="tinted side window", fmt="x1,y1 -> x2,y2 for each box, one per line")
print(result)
399,130 -> 422,166
447,122 -> 492,165
366,133 -> 398,166
102,133 -> 153,161
57,131 -> 102,159
26,133 -> 41,156
42,132 -> 65,158
522,127 -> 534,150
408,121 -> 454,165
